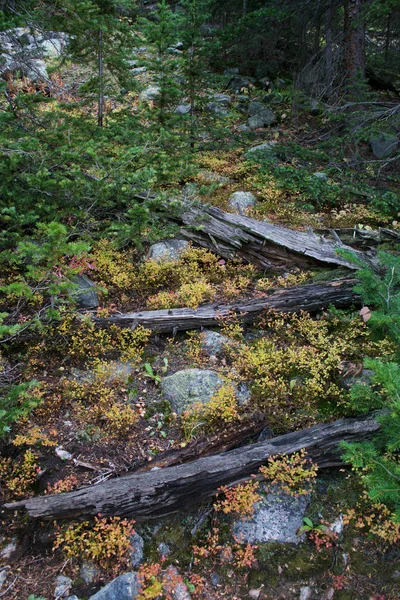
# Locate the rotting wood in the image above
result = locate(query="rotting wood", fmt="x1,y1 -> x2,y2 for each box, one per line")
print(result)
94,278 -> 360,333
177,204 -> 377,271
5,413 -> 380,521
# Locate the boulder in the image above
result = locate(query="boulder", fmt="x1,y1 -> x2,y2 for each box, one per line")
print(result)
130,66 -> 147,76
228,191 -> 256,213
201,330 -> 230,357
161,368 -> 250,414
211,93 -> 231,107
72,274 -> 99,309
88,573 -> 140,600
175,104 -> 191,115
205,102 -> 227,115
41,38 -> 63,57
370,133 -> 399,159
245,142 -> 277,160
227,75 -> 255,94
139,86 -> 160,101
130,532 -> 144,568
248,101 -> 276,126
232,485 -> 310,545
147,239 -> 189,263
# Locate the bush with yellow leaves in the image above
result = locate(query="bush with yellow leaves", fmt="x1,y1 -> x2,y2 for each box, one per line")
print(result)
259,449 -> 318,497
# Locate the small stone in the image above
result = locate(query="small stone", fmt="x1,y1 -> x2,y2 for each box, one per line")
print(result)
175,104 -> 191,115
80,561 -> 99,584
164,566 -> 191,600
320,588 -> 334,600
313,172 -> 328,180
88,572 -> 140,600
211,93 -> 231,107
130,532 -> 144,568
0,537 -> 17,560
205,102 -> 227,115
0,570 -> 7,590
54,575 -> 72,598
201,330 -> 229,357
232,484 -> 310,545
210,573 -> 220,587
299,586 -> 313,600
130,66 -> 147,75
158,542 -> 171,557
72,274 -> 99,309
147,239 -> 189,263
257,425 -> 273,441
55,446 -> 73,461
245,142 -> 277,160
330,514 -> 343,535
228,191 -> 256,213
197,170 -> 233,184
237,124 -> 250,133
249,590 -> 261,600
392,569 -> 400,580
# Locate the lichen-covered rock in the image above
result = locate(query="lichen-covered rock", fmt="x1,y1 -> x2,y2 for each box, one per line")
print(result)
205,101 -> 227,115
130,532 -> 144,568
158,542 -> 171,557
248,101 -> 276,126
54,575 -> 73,598
370,133 -> 399,158
228,191 -> 256,213
139,86 -> 160,101
41,38 -> 63,57
175,104 -> 191,115
88,573 -> 140,600
147,239 -> 189,263
161,368 -> 249,413
232,485 -> 310,545
201,330 -> 230,357
245,142 -> 277,160
72,274 -> 99,309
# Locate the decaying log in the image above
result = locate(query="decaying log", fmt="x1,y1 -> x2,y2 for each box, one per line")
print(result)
5,413 -> 380,521
178,204 -> 377,271
95,278 -> 360,332
315,227 -> 400,250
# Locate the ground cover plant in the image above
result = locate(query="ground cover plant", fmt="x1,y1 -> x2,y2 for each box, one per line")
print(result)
0,1 -> 399,599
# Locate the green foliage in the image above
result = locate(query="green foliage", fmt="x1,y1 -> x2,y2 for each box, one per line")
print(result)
0,380 -> 42,438
341,250 -> 400,520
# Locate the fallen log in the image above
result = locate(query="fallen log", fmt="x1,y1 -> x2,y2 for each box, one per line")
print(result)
178,204 -> 377,271
95,278 -> 360,332
5,413 -> 380,521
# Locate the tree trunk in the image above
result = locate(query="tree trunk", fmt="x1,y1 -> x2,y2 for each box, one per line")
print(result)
97,28 -> 104,127
5,413 -> 380,521
344,0 -> 365,85
325,3 -> 334,96
94,278 -> 360,333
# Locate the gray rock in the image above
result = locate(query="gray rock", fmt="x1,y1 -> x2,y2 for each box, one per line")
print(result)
228,191 -> 256,213
205,102 -> 227,115
1,56 -> 48,81
201,330 -> 229,357
300,586 -> 313,600
211,93 -> 231,107
247,116 -> 267,129
65,597 -> 79,600
161,368 -> 250,414
55,575 -> 73,598
245,142 -> 277,160
257,425 -> 273,442
0,570 -> 7,590
227,75 -> 255,94
313,171 -> 328,180
139,86 -> 160,101
72,274 -> 99,309
71,360 -> 136,385
0,537 -> 17,560
224,67 -> 239,76
175,103 -> 191,115
210,572 -> 220,587
197,170 -> 233,184
130,66 -> 147,76
237,124 -> 251,133
370,133 -> 399,159
88,573 -> 140,600
147,239 -> 189,263
130,532 -> 144,568
80,561 -> 99,584
41,38 -> 63,57
232,485 -> 310,545
158,542 -> 171,557
248,101 -> 276,126
257,76 -> 272,91
164,566 -> 191,600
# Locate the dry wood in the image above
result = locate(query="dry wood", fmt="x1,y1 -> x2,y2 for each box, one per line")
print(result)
95,278 -> 360,333
178,204 -> 377,271
5,413 -> 380,521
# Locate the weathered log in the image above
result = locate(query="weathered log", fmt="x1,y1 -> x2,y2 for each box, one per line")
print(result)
5,413 -> 380,521
178,204 -> 376,271
95,278 -> 360,332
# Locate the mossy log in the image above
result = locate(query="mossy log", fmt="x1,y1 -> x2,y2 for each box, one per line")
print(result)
95,278 -> 360,333
5,413 -> 380,521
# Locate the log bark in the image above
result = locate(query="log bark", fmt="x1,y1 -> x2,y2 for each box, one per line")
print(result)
95,278 -> 360,333
178,204 -> 376,271
5,413 -> 380,521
